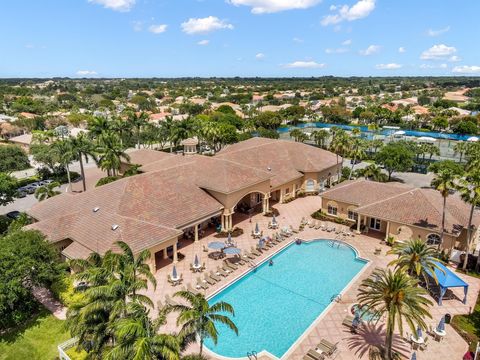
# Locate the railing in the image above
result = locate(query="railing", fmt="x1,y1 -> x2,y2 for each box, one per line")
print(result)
57,337 -> 79,360
247,350 -> 258,360
330,293 -> 342,303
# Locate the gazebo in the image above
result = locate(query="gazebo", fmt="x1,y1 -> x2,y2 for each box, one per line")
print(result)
428,262 -> 469,305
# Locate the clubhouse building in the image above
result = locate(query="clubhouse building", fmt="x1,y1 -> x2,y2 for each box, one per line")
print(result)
27,138 -> 341,272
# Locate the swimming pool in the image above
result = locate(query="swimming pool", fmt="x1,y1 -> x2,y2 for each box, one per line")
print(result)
205,240 -> 368,359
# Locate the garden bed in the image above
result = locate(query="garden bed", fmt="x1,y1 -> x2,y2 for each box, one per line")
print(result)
451,291 -> 480,351
214,227 -> 244,238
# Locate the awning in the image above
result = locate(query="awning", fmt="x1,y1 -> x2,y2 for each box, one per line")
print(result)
428,261 -> 469,305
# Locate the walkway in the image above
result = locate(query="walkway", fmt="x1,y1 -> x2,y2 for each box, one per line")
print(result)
32,286 -> 67,320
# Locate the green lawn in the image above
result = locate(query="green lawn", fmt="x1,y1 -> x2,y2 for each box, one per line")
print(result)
451,291 -> 480,351
0,307 -> 71,360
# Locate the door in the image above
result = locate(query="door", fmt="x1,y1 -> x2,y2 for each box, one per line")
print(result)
369,217 -> 381,231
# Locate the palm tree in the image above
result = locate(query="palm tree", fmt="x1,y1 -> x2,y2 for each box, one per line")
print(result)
358,164 -> 387,182
289,128 -> 304,142
357,268 -> 432,360
431,169 -> 457,249
454,141 -> 468,163
329,129 -> 350,180
127,110 -> 148,149
69,132 -> 97,191
388,238 -> 442,286
168,290 -> 238,356
52,140 -> 75,191
106,302 -> 180,360
34,181 -> 60,201
456,170 -> 480,271
311,129 -> 330,149
96,132 -> 130,176
348,138 -> 367,180
88,116 -> 111,139
170,119 -> 194,152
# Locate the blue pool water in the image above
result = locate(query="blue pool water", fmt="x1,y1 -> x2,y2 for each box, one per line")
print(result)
204,240 -> 367,358
277,122 -> 474,141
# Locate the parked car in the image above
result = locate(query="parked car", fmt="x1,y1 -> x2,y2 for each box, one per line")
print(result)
5,211 -> 21,220
16,190 -> 27,198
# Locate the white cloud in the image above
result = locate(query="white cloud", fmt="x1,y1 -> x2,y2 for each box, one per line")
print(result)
88,0 -> 135,12
76,70 -> 98,76
255,53 -> 265,59
375,63 -> 402,70
148,24 -> 167,34
293,37 -> 304,43
321,0 -> 375,26
325,48 -> 349,54
449,55 -> 461,62
284,61 -> 326,69
359,44 -> 380,56
398,47 -> 406,53
228,0 -> 321,14
132,21 -> 143,32
197,39 -> 210,46
181,16 -> 234,35
452,65 -> 480,74
420,44 -> 456,60
342,39 -> 352,46
420,63 -> 448,69
427,26 -> 450,37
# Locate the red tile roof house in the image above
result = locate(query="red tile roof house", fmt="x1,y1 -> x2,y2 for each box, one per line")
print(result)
26,138 -> 341,272
320,179 -> 480,252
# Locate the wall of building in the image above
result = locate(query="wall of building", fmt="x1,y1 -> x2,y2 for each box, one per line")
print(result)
205,180 -> 271,211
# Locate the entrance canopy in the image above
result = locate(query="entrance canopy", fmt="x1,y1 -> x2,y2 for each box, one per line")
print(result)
428,261 -> 469,305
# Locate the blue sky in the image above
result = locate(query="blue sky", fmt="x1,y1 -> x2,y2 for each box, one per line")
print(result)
1,0 -> 479,77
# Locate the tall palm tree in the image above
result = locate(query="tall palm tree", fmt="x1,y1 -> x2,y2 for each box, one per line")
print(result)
388,238 -> 442,286
168,290 -> 238,356
127,110 -> 149,149
357,268 -> 432,360
88,116 -> 111,139
431,169 -> 457,249
311,129 -> 330,149
69,132 -> 97,191
348,138 -> 367,180
358,164 -> 387,182
454,141 -> 468,163
96,132 -> 130,176
329,130 -> 350,181
34,181 -> 60,201
170,119 -> 194,152
53,139 -> 75,191
456,170 -> 480,270
106,302 -> 180,360
289,128 -> 304,142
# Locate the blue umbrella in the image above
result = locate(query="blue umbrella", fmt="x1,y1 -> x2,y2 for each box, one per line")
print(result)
208,241 -> 225,250
172,265 -> 178,279
194,254 -> 199,267
223,247 -> 241,255
272,214 -> 277,224
352,310 -> 361,327
437,316 -> 445,332
255,222 -> 259,233
416,326 -> 423,339
411,352 -> 417,360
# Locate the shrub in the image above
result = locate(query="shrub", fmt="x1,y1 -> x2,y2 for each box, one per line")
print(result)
311,209 -> 350,225
386,235 -> 395,246
263,207 -> 280,217
0,145 -> 30,172
214,227 -> 244,238
96,176 -> 121,187
182,355 -> 208,360
50,273 -> 85,307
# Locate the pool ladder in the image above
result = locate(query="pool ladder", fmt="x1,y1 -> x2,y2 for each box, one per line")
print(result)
330,293 -> 342,303
247,351 -> 258,360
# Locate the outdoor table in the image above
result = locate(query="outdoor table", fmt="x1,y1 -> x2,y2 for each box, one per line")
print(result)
271,223 -> 278,229
192,264 -> 202,272
410,336 -> 424,350
171,276 -> 180,285
433,328 -> 446,341
253,232 -> 261,238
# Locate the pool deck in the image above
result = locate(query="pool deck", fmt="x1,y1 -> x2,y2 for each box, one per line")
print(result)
146,196 -> 480,360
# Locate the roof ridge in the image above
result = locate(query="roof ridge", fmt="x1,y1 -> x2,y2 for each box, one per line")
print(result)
355,186 -> 417,211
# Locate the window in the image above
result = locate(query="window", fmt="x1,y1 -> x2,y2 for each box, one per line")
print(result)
426,233 -> 441,245
306,179 -> 315,192
327,204 -> 337,216
285,188 -> 290,195
348,210 -> 358,221
369,217 -> 381,230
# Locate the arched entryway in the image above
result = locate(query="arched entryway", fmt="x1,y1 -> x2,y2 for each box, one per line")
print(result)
226,191 -> 269,232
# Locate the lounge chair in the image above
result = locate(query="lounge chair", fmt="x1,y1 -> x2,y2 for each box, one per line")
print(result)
203,274 -> 217,285
251,247 -> 262,256
187,283 -> 200,294
309,220 -> 315,228
315,221 -> 322,230
209,271 -> 222,282
196,277 -> 209,290
236,257 -> 247,265
224,260 -> 238,270
317,339 -> 338,356
290,225 -> 299,234
216,266 -> 229,277
167,274 -> 174,285
203,245 -> 208,252
420,336 -> 429,350
374,247 -> 381,255
303,349 -> 325,360
342,315 -> 354,328
165,294 -> 178,306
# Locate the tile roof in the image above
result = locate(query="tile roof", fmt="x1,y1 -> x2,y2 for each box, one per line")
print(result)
321,179 -> 413,206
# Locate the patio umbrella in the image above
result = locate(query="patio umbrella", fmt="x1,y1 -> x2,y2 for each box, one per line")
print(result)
194,254 -> 200,267
255,223 -> 260,233
272,214 -> 277,224
416,326 -> 423,340
172,265 -> 178,279
223,247 -> 241,255
411,352 -> 417,360
352,309 -> 361,328
437,316 -> 445,332
208,241 -> 225,250
227,233 -> 232,244
468,136 -> 479,142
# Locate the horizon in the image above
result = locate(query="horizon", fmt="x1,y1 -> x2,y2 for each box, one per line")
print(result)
2,0 -> 479,78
